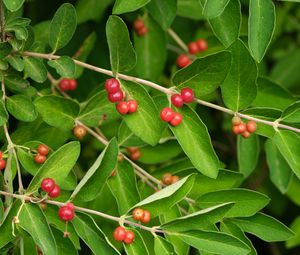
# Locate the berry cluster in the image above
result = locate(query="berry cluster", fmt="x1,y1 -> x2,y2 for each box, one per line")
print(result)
232,117 -> 257,138
34,144 -> 49,164
132,208 -> 151,224
113,226 -> 135,244
41,178 -> 60,198
171,87 -> 194,107
0,151 -> 6,171
188,39 -> 208,55
127,147 -> 141,161
58,78 -> 77,91
116,100 -> 138,115
160,108 -> 183,126
176,54 -> 191,68
58,202 -> 75,222
133,18 -> 148,36
162,173 -> 179,185
73,125 -> 87,139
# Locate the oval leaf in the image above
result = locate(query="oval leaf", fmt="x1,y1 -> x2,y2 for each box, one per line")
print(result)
0,100 -> 8,126
113,0 -> 150,14
123,230 -> 150,255
48,56 -> 75,78
203,0 -> 231,18
23,57 -> 47,83
3,0 -> 24,11
154,236 -> 176,255
281,101 -> 300,123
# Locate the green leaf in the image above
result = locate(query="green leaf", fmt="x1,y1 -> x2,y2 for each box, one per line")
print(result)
27,141 -> 80,192
146,0 -> 177,30
106,15 -> 137,75
177,0 -> 204,20
208,0 -> 241,48
286,216 -> 300,248
48,56 -> 75,78
6,95 -> 37,122
176,230 -> 250,255
231,213 -> 294,242
237,134 -> 260,178
113,0 -> 150,14
118,121 -> 146,147
161,203 -> 233,232
273,130 -> 300,179
108,160 -> 140,215
0,42 -> 12,58
72,214 -> 118,255
120,80 -> 164,146
172,51 -> 231,97
52,228 -> 78,255
130,174 -> 195,217
133,16 -> 167,81
170,106 -> 220,178
197,189 -> 270,217
154,236 -> 176,255
248,0 -> 275,62
19,203 -> 57,255
49,3 -> 77,52
72,138 -> 118,202
3,0 -> 24,11
6,55 -> 24,71
34,96 -> 80,131
4,74 -> 29,92
265,139 -> 293,193
23,57 -> 47,83
123,230 -> 150,255
221,39 -> 257,111
281,101 -> 300,123
0,100 -> 8,126
202,0 -> 231,18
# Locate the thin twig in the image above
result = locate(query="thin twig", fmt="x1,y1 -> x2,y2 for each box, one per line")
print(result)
0,0 -> 5,42
167,29 -> 189,52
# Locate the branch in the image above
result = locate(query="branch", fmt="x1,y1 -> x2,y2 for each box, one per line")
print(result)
167,29 -> 188,53
0,0 -> 5,42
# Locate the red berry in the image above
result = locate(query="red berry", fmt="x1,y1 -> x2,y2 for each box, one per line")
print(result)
113,226 -> 126,242
69,79 -> 77,91
0,159 -> 6,170
137,26 -> 148,36
160,107 -> 175,122
127,100 -> 138,113
124,230 -> 135,244
232,125 -> 241,135
141,210 -> 151,224
66,202 -> 74,211
176,55 -> 191,68
162,173 -> 173,185
0,151 -> 3,158
130,150 -> 141,161
171,94 -> 184,108
246,121 -> 257,133
105,78 -> 121,94
48,185 -> 60,198
132,208 -> 144,221
41,178 -> 55,193
237,123 -> 247,134
232,116 -> 242,126
58,206 -> 74,221
188,42 -> 199,55
133,19 -> 144,31
37,144 -> 49,156
108,90 -> 124,103
127,147 -> 139,154
242,131 -> 251,139
196,39 -> 208,51
59,79 -> 70,91
116,101 -> 129,115
34,154 -> 46,164
170,112 -> 183,126
181,88 -> 194,103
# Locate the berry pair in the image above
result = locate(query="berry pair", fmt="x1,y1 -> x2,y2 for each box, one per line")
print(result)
73,125 -> 87,139
188,39 -> 208,55
34,144 -> 49,164
133,18 -> 148,36
116,100 -> 138,115
132,208 -> 151,224
127,147 -> 141,161
176,54 -> 191,68
58,78 -> 77,91
160,108 -> 183,126
113,226 -> 135,244
171,88 -> 195,107
232,117 -> 257,138
58,202 -> 75,222
41,178 -> 60,198
162,173 -> 179,185
0,151 -> 6,171
105,78 -> 124,103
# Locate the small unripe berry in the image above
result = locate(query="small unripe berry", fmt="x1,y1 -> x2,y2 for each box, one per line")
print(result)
171,175 -> 180,184
105,78 -> 120,94
246,121 -> 257,133
188,42 -> 199,55
48,185 -> 60,198
41,178 -> 55,193
73,126 -> 87,139
242,131 -> 251,139
232,116 -> 241,126
35,154 -> 46,164
108,90 -> 124,103
141,210 -> 151,224
0,159 -> 6,170
162,173 -> 173,185
37,144 -> 49,156
137,26 -> 148,36
196,39 -> 208,51
181,88 -> 194,103
130,150 -> 141,161
124,230 -> 135,244
171,94 -> 184,108
113,226 -> 126,242
176,55 -> 191,68
170,113 -> 183,126
58,206 -> 74,221
160,108 -> 175,122
68,79 -> 77,91
39,202 -> 47,210
116,101 -> 129,115
59,79 -> 70,91
127,100 -> 138,113
132,208 -> 144,221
